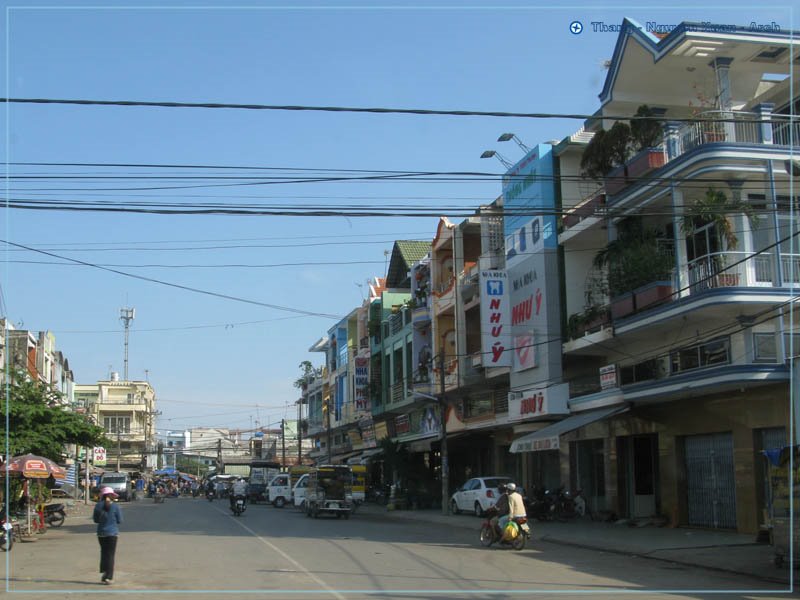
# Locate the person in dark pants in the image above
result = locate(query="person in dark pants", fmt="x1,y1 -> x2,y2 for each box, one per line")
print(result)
93,486 -> 123,585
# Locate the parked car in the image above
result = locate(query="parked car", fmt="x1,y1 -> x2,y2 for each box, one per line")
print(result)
450,476 -> 512,516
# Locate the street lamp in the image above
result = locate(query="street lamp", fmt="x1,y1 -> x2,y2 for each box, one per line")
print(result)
480,150 -> 515,169
413,355 -> 449,516
497,132 -> 532,153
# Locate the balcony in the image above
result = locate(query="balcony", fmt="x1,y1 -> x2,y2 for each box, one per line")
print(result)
687,251 -> 800,293
667,110 -> 797,164
562,191 -> 606,231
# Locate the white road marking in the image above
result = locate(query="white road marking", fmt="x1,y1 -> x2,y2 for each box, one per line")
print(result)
213,504 -> 347,600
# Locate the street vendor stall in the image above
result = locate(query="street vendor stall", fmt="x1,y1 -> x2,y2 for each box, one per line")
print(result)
0,454 -> 66,536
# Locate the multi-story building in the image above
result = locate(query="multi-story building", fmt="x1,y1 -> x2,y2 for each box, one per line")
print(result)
79,375 -> 157,471
511,19 -> 797,533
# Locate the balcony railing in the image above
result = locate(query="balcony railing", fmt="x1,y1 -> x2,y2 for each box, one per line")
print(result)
687,251 -> 800,292
669,110 -> 798,165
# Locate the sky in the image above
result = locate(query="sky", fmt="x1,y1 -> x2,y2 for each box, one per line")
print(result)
1,0 -> 795,434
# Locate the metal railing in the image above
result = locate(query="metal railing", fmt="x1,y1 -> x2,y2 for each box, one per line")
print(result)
773,115 -> 800,147
676,111 -> 761,156
687,251 -> 800,291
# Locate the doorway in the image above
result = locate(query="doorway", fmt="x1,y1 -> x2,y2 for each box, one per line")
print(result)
617,434 -> 659,518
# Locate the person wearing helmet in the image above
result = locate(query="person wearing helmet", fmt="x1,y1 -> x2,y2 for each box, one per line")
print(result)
93,487 -> 123,585
230,476 -> 248,511
490,484 -> 509,538
498,482 -> 526,533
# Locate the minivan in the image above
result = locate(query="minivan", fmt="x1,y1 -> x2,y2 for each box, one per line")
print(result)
99,472 -> 133,501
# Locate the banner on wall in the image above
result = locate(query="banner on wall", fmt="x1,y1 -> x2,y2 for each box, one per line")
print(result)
479,270 -> 512,367
354,356 -> 370,412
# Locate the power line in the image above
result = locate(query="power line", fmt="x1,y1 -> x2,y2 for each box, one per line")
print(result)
3,96 -> 790,124
0,238 -> 344,320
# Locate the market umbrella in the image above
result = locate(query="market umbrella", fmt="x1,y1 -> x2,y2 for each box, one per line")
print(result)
0,454 -> 66,479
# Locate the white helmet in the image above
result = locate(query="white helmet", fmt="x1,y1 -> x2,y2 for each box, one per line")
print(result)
506,482 -> 516,492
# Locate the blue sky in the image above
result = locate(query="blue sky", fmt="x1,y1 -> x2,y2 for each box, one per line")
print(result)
1,1 -> 794,433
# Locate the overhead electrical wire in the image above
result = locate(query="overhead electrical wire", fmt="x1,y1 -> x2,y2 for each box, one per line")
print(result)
2,96 -> 789,124
0,238 -> 344,320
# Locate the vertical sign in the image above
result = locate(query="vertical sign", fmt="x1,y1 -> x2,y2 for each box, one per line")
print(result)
354,356 -> 370,412
479,270 -> 512,367
93,446 -> 107,466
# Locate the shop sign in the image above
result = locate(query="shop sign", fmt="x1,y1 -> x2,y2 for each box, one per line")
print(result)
479,270 -> 512,367
513,435 -> 560,453
600,364 -> 618,389
507,383 -> 568,422
395,414 -> 410,435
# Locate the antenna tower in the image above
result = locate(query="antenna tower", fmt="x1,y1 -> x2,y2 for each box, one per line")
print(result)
120,307 -> 136,381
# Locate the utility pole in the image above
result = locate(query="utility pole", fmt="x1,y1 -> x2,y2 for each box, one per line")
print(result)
216,438 -> 222,471
281,419 -> 287,468
439,352 -> 449,516
297,399 -> 303,466
325,397 -> 332,464
119,307 -> 135,381
85,446 -> 91,505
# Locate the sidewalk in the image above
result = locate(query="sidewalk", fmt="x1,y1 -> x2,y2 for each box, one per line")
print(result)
358,503 -> 796,585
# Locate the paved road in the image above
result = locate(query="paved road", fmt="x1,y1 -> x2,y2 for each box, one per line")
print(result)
1,497 -> 792,599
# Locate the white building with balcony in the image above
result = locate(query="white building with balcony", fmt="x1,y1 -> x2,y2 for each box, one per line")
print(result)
540,19 -> 797,534
78,376 -> 157,472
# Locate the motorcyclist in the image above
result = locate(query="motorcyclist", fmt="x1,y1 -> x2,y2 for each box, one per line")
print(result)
497,482 -> 527,534
205,479 -> 215,499
230,477 -> 248,510
489,484 -> 509,538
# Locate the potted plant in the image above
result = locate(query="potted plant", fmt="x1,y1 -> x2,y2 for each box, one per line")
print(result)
594,218 -> 674,318
682,187 -> 759,287
581,105 -> 665,196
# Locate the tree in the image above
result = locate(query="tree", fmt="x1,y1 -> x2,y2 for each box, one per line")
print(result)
0,369 -> 108,461
293,360 -> 315,389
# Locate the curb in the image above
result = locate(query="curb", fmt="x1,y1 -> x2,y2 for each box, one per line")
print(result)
366,507 -> 794,586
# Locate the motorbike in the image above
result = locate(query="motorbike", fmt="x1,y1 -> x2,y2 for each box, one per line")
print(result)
206,489 -> 215,502
525,486 -> 556,522
43,503 -> 66,528
230,495 -> 246,517
479,507 -> 531,551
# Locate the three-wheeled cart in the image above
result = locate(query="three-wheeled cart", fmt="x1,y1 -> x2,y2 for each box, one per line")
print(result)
764,446 -> 799,568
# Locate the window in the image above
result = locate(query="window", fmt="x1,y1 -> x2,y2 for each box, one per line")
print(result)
620,359 -> 659,385
464,393 -> 493,418
103,415 -> 130,434
670,337 -> 730,374
754,333 -> 777,362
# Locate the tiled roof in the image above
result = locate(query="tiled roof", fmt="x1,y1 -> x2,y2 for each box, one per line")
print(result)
386,240 -> 431,288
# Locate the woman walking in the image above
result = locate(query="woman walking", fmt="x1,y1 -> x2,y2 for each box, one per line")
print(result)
93,486 -> 123,585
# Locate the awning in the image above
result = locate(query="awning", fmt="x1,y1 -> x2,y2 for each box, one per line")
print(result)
510,405 -> 628,453
330,450 -> 361,465
346,448 -> 383,465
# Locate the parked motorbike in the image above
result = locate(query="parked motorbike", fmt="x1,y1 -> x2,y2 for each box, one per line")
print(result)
479,507 -> 531,551
43,503 -> 66,528
230,495 -> 246,517
525,486 -> 556,522
553,486 -> 578,521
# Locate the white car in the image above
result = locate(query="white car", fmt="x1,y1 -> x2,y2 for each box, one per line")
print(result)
450,476 -> 512,517
293,473 -> 310,509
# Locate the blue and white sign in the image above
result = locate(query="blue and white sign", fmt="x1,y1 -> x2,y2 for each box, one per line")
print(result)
479,270 -> 512,368
503,144 -> 557,269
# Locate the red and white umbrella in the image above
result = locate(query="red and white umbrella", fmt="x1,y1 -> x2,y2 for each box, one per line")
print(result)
0,454 -> 66,479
